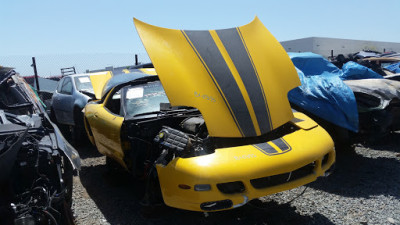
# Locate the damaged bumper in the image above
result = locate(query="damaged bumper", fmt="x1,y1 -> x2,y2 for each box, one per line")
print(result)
156,122 -> 335,211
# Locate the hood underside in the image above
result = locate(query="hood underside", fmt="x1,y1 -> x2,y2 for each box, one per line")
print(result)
88,71 -> 113,99
134,17 -> 300,138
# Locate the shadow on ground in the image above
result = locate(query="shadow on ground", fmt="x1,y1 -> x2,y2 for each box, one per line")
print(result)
307,133 -> 400,199
75,144 -> 103,159
78,162 -> 333,225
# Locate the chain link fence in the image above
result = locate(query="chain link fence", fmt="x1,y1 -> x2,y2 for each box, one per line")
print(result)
0,53 -> 150,108
0,53 -> 150,77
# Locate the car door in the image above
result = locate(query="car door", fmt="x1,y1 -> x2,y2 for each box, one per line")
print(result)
89,89 -> 125,164
52,77 -> 75,125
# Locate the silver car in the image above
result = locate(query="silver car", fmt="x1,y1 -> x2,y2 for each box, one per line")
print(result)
51,73 -> 109,143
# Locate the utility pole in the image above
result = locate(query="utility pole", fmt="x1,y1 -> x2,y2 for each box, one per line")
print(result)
31,57 -> 40,92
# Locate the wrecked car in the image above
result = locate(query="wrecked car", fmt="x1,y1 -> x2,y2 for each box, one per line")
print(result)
288,52 -> 400,139
83,18 -> 335,212
50,72 -> 111,143
0,67 -> 80,224
358,56 -> 400,76
344,77 -> 400,134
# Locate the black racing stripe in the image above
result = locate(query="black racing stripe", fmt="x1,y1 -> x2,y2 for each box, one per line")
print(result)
216,28 -> 272,134
272,138 -> 291,151
254,143 -> 278,154
184,30 -> 256,137
181,31 -> 241,135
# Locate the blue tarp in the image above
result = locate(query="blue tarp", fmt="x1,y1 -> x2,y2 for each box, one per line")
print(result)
340,61 -> 383,80
288,52 -> 362,132
385,62 -> 400,73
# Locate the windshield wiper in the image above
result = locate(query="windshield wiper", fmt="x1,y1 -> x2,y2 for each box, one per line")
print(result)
132,108 -> 198,118
132,111 -> 166,117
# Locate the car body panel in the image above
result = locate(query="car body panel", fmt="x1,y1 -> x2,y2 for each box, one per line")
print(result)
157,114 -> 334,211
52,77 -> 75,124
89,71 -> 112,99
52,72 -> 110,126
344,78 -> 400,111
134,17 -> 300,138
138,68 -> 157,75
84,100 -> 125,166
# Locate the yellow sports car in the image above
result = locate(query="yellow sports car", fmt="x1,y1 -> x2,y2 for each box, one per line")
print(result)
83,17 -> 335,212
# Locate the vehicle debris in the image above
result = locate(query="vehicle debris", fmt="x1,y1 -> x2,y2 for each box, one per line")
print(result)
0,67 -> 80,225
288,52 -> 400,139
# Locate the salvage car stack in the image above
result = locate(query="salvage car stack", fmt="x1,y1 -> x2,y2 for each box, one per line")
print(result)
0,67 -> 80,224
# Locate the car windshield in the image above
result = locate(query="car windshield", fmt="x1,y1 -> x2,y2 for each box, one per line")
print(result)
74,76 -> 94,93
124,81 -> 169,117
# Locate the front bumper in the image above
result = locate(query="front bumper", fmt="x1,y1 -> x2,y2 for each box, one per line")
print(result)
156,119 -> 335,212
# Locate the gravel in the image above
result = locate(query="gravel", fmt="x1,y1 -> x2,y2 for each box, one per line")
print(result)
71,132 -> 400,225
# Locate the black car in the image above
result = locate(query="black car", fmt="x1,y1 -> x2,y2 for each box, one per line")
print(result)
0,67 -> 80,225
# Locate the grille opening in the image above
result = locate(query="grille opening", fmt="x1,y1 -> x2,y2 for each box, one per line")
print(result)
322,153 -> 329,166
217,181 -> 245,194
250,162 -> 315,189
200,199 -> 233,211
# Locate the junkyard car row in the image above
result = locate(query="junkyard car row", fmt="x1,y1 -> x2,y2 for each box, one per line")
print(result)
0,68 -> 80,224
1,17 -> 399,224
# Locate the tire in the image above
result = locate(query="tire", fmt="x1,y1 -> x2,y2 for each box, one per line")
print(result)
70,107 -> 87,146
106,156 -> 125,173
61,159 -> 75,225
63,159 -> 74,207
141,166 -> 163,206
83,117 -> 96,146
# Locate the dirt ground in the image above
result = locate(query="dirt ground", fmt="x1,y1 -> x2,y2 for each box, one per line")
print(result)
71,132 -> 400,225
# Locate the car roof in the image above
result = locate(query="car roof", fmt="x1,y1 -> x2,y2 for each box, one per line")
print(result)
64,72 -> 112,78
63,74 -> 88,78
101,72 -> 156,98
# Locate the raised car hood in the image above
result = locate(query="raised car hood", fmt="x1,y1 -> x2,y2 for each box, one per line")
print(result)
134,17 -> 300,138
88,71 -> 112,99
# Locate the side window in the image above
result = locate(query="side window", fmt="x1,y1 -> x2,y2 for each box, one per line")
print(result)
105,89 -> 122,116
56,79 -> 64,93
60,78 -> 73,95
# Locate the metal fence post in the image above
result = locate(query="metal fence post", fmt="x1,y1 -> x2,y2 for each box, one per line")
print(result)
31,57 -> 40,92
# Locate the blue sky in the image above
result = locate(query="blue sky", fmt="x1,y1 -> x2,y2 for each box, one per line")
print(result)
1,0 -> 399,75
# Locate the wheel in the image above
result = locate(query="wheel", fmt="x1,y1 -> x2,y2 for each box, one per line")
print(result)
70,107 -> 87,146
83,117 -> 96,146
106,156 -> 125,173
61,159 -> 75,225
141,166 -> 163,206
62,158 -> 74,207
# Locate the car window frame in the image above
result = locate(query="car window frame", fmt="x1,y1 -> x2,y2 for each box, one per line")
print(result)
121,81 -> 169,118
74,75 -> 93,92
104,86 -> 124,117
56,78 -> 64,93
60,77 -> 73,95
